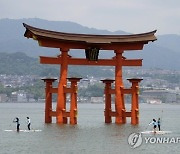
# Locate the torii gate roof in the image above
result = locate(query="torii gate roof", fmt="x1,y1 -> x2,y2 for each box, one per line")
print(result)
23,23 -> 157,50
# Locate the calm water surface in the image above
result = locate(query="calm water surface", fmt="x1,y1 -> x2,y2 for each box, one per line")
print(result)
0,103 -> 180,154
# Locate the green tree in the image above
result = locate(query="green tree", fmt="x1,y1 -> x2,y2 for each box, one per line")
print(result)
79,83 -> 104,97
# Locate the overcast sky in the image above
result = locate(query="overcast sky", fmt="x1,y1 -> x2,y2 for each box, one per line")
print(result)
1,0 -> 180,35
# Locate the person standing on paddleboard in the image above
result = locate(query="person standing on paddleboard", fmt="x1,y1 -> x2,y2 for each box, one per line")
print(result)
27,117 -> 31,130
157,118 -> 161,131
149,119 -> 157,133
13,117 -> 20,132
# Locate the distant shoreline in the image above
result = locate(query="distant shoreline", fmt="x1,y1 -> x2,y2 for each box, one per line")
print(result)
0,102 -> 180,105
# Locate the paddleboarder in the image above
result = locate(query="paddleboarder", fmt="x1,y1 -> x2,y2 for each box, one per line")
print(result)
13,117 -> 20,132
149,119 -> 157,133
27,117 -> 31,130
157,118 -> 161,131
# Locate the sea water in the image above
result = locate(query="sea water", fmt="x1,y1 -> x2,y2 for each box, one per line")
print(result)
0,103 -> 180,154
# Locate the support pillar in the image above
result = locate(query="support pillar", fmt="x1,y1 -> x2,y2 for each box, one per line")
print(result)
57,48 -> 69,124
68,78 -> 82,125
114,50 -> 124,124
120,86 -> 126,124
101,79 -> 114,123
127,78 -> 143,125
41,78 -> 57,123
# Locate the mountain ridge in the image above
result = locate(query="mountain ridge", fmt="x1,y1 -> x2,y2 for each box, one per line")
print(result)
0,18 -> 180,70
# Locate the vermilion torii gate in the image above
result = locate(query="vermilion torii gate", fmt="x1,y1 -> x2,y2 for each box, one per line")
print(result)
23,23 -> 157,125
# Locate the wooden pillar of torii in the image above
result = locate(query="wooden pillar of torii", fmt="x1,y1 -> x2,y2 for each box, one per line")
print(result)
114,50 -> 124,124
101,78 -> 143,125
41,78 -> 57,123
56,48 -> 68,124
42,76 -> 81,124
23,23 -> 157,125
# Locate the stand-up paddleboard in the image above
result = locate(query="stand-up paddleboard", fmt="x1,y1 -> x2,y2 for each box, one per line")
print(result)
141,131 -> 172,135
4,129 -> 42,132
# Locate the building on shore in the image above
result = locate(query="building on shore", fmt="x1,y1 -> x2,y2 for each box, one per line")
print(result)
141,88 -> 180,103
0,94 -> 8,103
